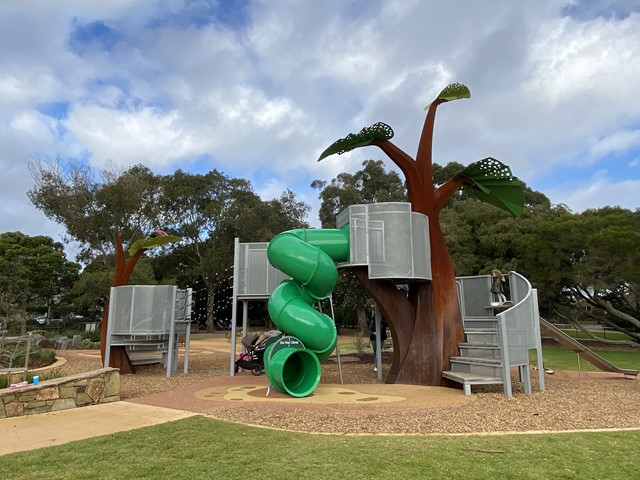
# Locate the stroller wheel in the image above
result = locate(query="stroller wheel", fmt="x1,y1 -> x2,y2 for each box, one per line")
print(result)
234,364 -> 239,374
251,364 -> 263,376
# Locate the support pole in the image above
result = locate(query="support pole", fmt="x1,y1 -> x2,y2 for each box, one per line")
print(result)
374,304 -> 382,380
324,297 -> 343,384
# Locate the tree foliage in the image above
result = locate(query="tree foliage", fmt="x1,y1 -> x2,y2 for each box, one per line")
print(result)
514,206 -> 640,338
0,232 -> 79,333
311,160 -> 406,228
28,159 -> 162,264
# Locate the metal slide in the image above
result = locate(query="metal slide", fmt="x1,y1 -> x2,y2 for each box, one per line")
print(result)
264,228 -> 350,397
539,317 -> 637,377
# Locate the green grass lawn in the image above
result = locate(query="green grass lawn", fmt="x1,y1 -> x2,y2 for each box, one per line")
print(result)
558,328 -> 633,342
1,416 -> 639,480
532,346 -> 640,372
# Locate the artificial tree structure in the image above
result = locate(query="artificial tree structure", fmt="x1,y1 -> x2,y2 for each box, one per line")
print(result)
319,83 -> 525,386
100,230 -> 180,374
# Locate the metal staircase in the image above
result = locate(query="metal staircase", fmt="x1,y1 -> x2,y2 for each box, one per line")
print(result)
442,272 -> 546,397
442,317 -> 504,395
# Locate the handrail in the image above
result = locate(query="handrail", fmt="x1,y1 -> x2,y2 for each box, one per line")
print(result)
494,271 -> 545,396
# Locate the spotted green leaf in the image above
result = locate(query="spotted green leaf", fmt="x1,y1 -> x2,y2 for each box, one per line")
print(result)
424,83 -> 470,110
459,157 -> 524,216
318,122 -> 394,161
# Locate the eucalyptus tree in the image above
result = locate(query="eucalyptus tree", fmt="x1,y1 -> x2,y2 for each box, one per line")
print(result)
157,171 -> 311,330
515,206 -> 640,341
28,159 -> 163,265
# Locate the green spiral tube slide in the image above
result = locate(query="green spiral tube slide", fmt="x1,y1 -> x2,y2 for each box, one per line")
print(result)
264,228 -> 349,397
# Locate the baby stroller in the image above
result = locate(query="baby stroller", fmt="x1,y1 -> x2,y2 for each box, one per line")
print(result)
234,333 -> 270,376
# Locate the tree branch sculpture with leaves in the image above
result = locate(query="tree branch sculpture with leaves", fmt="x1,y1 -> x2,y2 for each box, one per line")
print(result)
319,83 -> 524,385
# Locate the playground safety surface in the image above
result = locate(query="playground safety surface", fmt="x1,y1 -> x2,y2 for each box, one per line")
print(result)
2,334 -> 638,455
0,377 -> 469,455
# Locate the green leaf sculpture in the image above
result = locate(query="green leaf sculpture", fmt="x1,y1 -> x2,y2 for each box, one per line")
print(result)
425,82 -> 471,109
458,157 -> 525,216
318,122 -> 394,161
128,234 -> 181,256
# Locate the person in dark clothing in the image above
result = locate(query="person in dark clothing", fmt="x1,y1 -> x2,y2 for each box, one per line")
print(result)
369,316 -> 388,372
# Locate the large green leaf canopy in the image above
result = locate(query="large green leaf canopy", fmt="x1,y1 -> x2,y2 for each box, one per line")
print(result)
458,157 -> 525,217
318,122 -> 394,161
128,234 -> 181,256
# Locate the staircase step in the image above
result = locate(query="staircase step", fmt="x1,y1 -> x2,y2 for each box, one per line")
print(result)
463,318 -> 498,330
451,356 -> 501,366
464,329 -> 499,344
442,370 -> 503,396
459,343 -> 501,359
450,356 -> 503,376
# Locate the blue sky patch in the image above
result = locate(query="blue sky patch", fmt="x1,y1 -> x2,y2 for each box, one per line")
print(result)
36,101 -> 70,120
561,1 -> 640,21
147,0 -> 251,30
68,20 -> 121,55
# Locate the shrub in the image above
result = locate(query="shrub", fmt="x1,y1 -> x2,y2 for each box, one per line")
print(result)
81,339 -> 100,350
353,331 -> 367,358
32,348 -> 56,363
25,368 -> 63,383
82,329 -> 101,342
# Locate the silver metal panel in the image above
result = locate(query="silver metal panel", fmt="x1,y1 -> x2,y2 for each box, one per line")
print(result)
411,213 -> 430,279
336,202 -> 431,280
109,285 -> 177,335
236,242 -> 288,297
457,275 -> 493,318
175,288 -> 192,322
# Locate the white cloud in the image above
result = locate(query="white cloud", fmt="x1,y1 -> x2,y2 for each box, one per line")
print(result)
547,170 -> 640,212
588,129 -> 640,160
2,0 -> 640,245
66,104 -> 191,168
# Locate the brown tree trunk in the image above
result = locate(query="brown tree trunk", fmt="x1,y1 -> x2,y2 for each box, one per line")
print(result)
352,218 -> 465,387
206,282 -> 216,333
356,307 -> 368,333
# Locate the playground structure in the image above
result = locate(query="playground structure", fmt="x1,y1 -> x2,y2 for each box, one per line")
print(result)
230,203 -> 540,397
447,272 -> 545,396
100,230 -> 181,374
229,203 -> 636,398
228,83 -> 637,397
103,285 -> 193,378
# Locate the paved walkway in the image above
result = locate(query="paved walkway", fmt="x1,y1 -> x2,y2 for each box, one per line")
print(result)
0,402 -> 196,456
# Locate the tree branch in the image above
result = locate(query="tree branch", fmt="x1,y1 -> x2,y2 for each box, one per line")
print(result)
434,175 -> 473,213
572,285 -> 640,331
583,310 -> 640,343
416,99 -> 446,176
370,139 -> 427,208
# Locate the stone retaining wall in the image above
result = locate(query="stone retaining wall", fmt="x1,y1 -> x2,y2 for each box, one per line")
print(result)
0,368 -> 119,419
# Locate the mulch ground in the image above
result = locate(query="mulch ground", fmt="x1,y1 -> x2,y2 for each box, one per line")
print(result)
53,346 -> 640,435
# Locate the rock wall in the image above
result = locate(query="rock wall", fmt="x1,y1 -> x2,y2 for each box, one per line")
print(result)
0,368 -> 119,418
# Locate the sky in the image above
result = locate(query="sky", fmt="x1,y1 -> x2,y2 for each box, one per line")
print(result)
1,0 -> 639,259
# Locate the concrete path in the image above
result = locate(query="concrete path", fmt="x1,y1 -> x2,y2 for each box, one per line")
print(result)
0,402 -> 196,456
